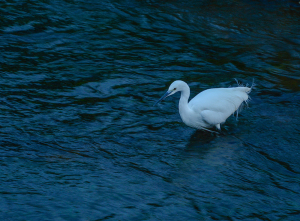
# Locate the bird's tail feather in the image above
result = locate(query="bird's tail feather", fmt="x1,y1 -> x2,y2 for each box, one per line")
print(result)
235,78 -> 255,94
233,78 -> 255,120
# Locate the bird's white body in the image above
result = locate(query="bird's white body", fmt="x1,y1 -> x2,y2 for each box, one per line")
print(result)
155,80 -> 252,131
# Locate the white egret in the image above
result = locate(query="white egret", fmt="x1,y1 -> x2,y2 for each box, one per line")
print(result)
154,80 -> 253,132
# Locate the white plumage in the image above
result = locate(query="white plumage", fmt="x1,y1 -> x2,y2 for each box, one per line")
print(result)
154,80 -> 252,132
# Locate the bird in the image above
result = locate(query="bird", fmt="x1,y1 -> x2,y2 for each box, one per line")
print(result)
154,80 -> 253,132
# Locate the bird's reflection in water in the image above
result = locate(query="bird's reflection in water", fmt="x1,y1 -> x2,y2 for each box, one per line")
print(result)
185,130 -> 219,152
184,127 -> 243,160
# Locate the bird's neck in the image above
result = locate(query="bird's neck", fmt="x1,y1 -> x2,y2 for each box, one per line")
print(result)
178,87 -> 191,117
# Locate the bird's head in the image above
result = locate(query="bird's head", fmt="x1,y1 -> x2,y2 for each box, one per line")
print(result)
154,80 -> 186,106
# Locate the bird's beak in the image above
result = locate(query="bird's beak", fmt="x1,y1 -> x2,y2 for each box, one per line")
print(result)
154,90 -> 172,106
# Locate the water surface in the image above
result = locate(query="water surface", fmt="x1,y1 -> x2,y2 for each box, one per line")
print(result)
1,0 -> 300,220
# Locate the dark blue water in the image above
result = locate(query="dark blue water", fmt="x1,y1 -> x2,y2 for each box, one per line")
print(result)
1,0 -> 300,220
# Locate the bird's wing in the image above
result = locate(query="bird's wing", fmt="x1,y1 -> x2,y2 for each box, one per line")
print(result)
190,88 -> 248,112
189,87 -> 250,127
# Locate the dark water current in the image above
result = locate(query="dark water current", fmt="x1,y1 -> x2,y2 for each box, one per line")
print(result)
1,0 -> 300,220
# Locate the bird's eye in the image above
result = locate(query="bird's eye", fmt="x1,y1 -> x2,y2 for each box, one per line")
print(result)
174,88 -> 176,90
